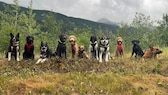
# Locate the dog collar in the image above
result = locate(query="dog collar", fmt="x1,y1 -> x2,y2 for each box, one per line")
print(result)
58,40 -> 66,44
12,41 -> 20,46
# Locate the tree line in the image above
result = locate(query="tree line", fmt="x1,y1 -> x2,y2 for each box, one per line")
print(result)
0,0 -> 168,55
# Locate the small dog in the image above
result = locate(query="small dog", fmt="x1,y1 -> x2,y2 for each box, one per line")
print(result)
131,40 -> 144,58
141,46 -> 162,61
115,37 -> 124,57
6,33 -> 20,61
53,34 -> 67,58
36,41 -> 52,64
89,35 -> 99,60
23,36 -> 34,60
78,45 -> 89,59
69,35 -> 79,59
98,36 -> 110,62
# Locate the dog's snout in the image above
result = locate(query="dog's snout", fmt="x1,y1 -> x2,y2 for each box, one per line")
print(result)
42,47 -> 46,50
157,50 -> 163,54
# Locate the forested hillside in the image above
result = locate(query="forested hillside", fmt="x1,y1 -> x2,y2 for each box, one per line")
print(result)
0,0 -> 168,53
0,1 -> 119,53
0,1 -> 119,33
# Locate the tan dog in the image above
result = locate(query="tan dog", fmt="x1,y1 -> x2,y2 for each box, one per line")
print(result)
69,35 -> 79,59
78,45 -> 89,59
115,37 -> 124,57
141,46 -> 162,61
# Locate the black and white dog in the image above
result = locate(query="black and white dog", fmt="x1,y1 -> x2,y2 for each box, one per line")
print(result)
36,41 -> 52,64
89,35 -> 99,60
131,40 -> 144,58
53,34 -> 67,58
23,36 -> 34,60
98,36 -> 110,62
6,33 -> 20,61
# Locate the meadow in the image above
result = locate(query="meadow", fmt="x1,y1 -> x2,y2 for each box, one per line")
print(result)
0,47 -> 167,95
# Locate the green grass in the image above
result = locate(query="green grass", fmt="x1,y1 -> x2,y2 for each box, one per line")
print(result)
0,48 -> 168,95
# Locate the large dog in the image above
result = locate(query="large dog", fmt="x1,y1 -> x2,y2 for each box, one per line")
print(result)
115,37 -> 124,57
89,35 -> 99,60
23,36 -> 34,60
78,45 -> 89,59
69,35 -> 78,59
6,33 -> 20,61
131,40 -> 144,58
141,46 -> 162,61
53,34 -> 67,58
36,41 -> 52,64
98,36 -> 110,62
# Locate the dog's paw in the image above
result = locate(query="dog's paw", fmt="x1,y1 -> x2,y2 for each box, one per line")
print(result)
17,59 -> 20,62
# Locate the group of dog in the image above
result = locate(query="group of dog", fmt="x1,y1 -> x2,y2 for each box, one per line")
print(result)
6,33 -> 163,64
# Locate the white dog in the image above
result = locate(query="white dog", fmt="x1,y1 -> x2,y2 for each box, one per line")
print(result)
98,36 -> 110,62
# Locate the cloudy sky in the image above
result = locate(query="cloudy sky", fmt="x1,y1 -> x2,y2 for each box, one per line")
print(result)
0,0 -> 168,24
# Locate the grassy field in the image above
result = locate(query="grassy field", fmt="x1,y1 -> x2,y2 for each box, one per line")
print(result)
0,48 -> 168,95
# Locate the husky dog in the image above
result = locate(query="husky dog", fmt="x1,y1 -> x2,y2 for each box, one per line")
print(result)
6,33 -> 20,61
36,41 -> 52,64
98,36 -> 110,62
89,35 -> 99,60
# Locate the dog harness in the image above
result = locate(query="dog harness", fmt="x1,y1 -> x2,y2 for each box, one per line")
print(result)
11,41 -> 20,51
25,43 -> 34,54
118,44 -> 123,52
58,40 -> 66,45
91,42 -> 97,52
99,42 -> 109,51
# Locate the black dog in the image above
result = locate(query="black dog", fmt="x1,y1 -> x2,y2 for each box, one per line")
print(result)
131,40 -> 144,58
53,34 -> 67,58
23,36 -> 34,60
36,41 -> 52,64
89,35 -> 99,60
6,33 -> 20,61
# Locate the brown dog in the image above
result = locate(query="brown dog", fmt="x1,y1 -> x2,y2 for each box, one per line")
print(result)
69,35 -> 79,59
78,45 -> 89,59
115,37 -> 124,57
141,46 -> 162,61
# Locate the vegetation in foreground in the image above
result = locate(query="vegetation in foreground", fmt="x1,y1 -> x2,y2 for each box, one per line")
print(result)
0,48 -> 168,95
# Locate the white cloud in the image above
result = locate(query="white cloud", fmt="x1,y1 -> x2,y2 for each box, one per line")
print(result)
0,0 -> 167,24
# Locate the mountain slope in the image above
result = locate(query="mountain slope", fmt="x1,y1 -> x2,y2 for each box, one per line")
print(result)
98,18 -> 120,26
0,1 -> 119,33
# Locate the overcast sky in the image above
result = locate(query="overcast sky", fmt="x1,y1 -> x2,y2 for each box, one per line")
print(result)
0,0 -> 168,24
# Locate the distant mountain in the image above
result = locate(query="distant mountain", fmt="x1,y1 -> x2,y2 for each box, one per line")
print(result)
98,18 -> 120,26
0,1 -> 119,33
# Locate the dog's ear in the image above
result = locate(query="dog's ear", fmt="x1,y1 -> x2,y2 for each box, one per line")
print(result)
41,41 -> 43,45
131,40 -> 134,44
32,36 -> 34,41
149,46 -> 154,51
16,33 -> 19,38
10,33 -> 14,38
45,42 -> 48,46
137,40 -> 140,43
59,34 -> 62,38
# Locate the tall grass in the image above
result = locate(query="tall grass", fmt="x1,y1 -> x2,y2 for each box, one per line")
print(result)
0,47 -> 168,95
